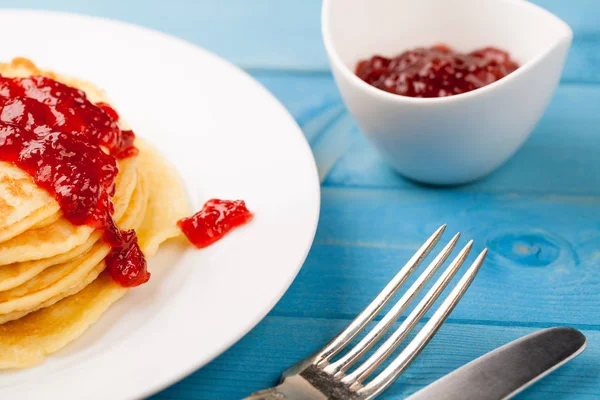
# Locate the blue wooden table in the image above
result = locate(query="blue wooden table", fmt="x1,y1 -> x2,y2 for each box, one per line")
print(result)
3,0 -> 599,398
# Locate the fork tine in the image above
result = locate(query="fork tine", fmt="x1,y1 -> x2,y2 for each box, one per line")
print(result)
324,233 -> 461,376
341,240 -> 474,385
317,225 -> 447,362
358,249 -> 488,399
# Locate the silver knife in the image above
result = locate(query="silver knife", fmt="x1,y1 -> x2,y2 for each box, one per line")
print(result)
407,327 -> 586,400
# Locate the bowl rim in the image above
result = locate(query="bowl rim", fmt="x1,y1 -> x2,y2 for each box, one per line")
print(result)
321,0 -> 573,105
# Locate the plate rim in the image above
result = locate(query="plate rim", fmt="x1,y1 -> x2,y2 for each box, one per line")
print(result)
0,8 -> 321,399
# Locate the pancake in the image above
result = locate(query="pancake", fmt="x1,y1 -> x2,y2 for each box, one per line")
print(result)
0,137 -> 189,369
0,273 -> 126,369
0,58 -> 127,244
0,232 -> 99,292
0,187 -> 150,326
0,262 -> 107,329
0,163 -> 61,243
0,64 -> 61,237
135,138 -> 190,257
0,172 -> 146,307
0,57 -> 137,250
0,245 -> 110,318
0,57 -> 45,78
28,211 -> 62,231
0,156 -> 137,266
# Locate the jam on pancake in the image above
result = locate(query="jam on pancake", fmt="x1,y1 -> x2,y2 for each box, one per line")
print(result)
0,75 -> 148,287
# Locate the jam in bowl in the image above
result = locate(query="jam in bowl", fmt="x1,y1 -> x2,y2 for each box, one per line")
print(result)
322,0 -> 572,185
355,45 -> 520,98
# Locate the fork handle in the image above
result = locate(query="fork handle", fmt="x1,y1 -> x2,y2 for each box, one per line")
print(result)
244,387 -> 288,399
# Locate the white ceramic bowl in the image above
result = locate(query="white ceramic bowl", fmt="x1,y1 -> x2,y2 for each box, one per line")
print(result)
322,0 -> 572,185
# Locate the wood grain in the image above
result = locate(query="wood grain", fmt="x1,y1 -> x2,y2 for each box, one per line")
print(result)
265,187 -> 600,326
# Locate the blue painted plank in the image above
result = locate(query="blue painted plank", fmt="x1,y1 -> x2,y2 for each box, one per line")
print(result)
152,316 -> 600,400
535,0 -> 600,83
325,84 -> 600,194
265,187 -> 600,325
0,0 -> 325,71
0,0 -> 597,82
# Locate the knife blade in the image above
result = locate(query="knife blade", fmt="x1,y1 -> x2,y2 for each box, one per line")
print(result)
407,327 -> 586,400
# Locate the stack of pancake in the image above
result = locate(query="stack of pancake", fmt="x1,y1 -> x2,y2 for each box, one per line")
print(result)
0,59 -> 190,369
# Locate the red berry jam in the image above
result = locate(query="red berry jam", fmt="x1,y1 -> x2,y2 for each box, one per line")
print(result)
105,229 -> 149,287
355,45 -> 519,98
178,199 -> 253,248
0,75 -> 147,287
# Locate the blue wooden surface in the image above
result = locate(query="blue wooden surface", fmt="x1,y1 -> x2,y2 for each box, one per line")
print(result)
2,0 -> 599,398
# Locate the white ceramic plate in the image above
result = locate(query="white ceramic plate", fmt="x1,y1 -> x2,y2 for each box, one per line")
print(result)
0,10 -> 320,400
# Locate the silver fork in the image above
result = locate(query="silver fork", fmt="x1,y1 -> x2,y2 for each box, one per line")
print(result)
245,225 -> 488,400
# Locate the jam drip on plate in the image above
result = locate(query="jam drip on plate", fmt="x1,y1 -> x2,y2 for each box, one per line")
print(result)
178,199 -> 253,248
356,45 -> 519,98
0,75 -> 148,287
